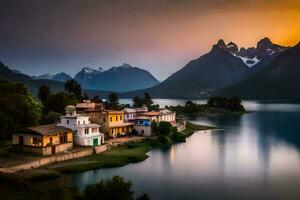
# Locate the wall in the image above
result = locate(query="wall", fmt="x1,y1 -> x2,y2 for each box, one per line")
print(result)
0,145 -> 108,173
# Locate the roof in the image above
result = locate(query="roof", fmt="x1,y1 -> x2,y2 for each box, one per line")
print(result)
123,108 -> 137,113
16,124 -> 72,136
143,111 -> 160,116
105,110 -> 124,114
77,123 -> 100,128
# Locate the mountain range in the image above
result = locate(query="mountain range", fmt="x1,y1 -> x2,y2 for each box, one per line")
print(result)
214,41 -> 300,99
2,37 -> 300,100
123,37 -> 289,98
74,63 -> 159,92
0,62 -> 112,98
31,63 -> 159,92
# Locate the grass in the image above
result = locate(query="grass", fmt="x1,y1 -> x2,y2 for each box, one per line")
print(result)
183,121 -> 216,137
0,121 -> 215,199
48,122 -> 214,173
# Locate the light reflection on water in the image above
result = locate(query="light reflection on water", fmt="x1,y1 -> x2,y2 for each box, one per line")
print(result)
57,100 -> 300,199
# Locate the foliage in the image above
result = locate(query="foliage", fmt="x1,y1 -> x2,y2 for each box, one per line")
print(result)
207,96 -> 245,111
40,111 -> 61,124
38,84 -> 50,103
158,135 -> 172,145
83,176 -> 134,200
64,79 -> 82,100
105,93 -> 120,110
43,92 -> 78,114
0,78 -> 41,138
136,193 -> 151,200
171,131 -> 186,143
83,92 -> 89,100
92,95 -> 103,103
132,93 -> 158,111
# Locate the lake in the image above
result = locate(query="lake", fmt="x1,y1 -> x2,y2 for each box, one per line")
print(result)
58,100 -> 300,199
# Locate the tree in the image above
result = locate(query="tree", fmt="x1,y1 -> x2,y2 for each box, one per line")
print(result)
40,111 -> 61,124
136,193 -> 151,200
83,92 -> 89,100
44,92 -> 78,114
38,84 -> 50,103
92,95 -> 103,103
83,176 -> 134,200
107,93 -> 119,110
64,79 -> 82,99
0,78 -> 41,138
144,93 -> 153,109
133,96 -> 143,108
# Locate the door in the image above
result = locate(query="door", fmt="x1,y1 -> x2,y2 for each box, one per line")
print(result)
51,146 -> 56,154
19,136 -> 24,145
93,138 -> 98,146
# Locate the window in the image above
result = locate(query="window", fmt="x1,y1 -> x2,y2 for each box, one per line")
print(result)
92,128 -> 98,133
103,117 -> 106,122
60,133 -> 68,143
85,128 -> 89,134
49,137 -> 53,144
120,116 -> 123,120
116,116 -> 118,121
67,120 -> 69,124
78,121 -> 80,125
83,120 -> 85,124
110,117 -> 112,122
32,137 -> 42,146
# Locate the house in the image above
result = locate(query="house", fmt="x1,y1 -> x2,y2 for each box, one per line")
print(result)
143,108 -> 176,123
97,110 -> 134,138
133,108 -> 185,136
59,105 -> 104,146
75,100 -> 104,114
12,124 -> 73,155
134,116 -> 153,137
123,105 -> 148,122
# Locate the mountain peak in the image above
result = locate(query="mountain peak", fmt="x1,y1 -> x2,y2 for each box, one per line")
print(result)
257,37 -> 273,49
217,39 -> 226,48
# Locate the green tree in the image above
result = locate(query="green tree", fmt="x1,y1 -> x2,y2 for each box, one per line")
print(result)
64,79 -> 82,99
136,193 -> 151,200
0,78 -> 41,138
83,92 -> 89,100
40,111 -> 61,124
38,84 -> 50,103
83,176 -> 134,200
144,93 -> 153,109
44,92 -> 78,114
107,93 -> 119,110
92,95 -> 103,103
133,96 -> 143,108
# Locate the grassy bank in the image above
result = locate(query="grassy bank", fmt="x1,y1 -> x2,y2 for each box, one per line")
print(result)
0,122 -> 214,199
48,122 -> 214,173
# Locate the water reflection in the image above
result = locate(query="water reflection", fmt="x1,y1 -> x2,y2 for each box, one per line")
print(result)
56,101 -> 300,199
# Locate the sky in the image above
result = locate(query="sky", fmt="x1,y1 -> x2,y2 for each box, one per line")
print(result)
0,0 -> 300,81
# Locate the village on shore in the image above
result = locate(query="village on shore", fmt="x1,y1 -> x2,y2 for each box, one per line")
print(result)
4,100 -> 186,171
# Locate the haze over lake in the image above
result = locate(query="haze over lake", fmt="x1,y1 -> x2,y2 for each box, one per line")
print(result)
54,100 -> 300,200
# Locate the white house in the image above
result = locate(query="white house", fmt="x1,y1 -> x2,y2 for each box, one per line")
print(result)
123,105 -> 148,122
59,105 -> 104,146
134,116 -> 153,137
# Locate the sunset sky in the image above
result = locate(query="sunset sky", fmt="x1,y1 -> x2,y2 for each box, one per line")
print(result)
0,0 -> 300,80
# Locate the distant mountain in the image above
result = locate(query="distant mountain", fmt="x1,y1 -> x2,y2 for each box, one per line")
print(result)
122,38 -> 288,98
74,63 -> 159,92
32,72 -> 72,82
214,42 -> 300,99
32,73 -> 55,80
0,61 -> 110,98
52,72 -> 72,82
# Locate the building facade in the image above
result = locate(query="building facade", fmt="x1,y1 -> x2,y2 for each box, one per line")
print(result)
134,116 -> 153,137
12,124 -> 73,155
59,105 -> 104,146
97,110 -> 134,138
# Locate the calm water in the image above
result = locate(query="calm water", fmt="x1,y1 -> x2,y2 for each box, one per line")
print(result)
59,100 -> 300,199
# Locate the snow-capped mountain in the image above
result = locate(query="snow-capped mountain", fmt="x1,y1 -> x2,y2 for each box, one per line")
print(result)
74,63 -> 159,92
225,37 -> 288,68
32,73 -> 55,80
